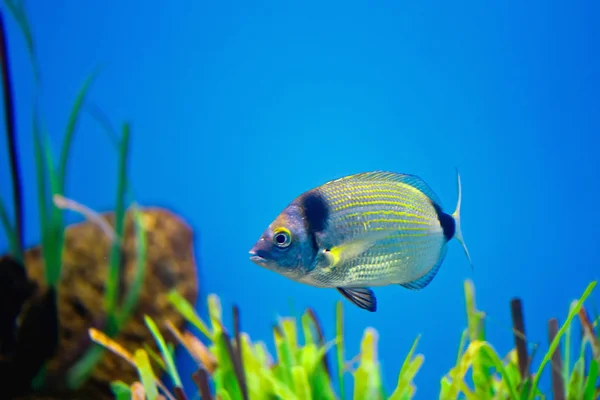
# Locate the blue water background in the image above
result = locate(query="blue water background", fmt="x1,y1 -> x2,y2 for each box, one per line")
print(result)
1,1 -> 599,398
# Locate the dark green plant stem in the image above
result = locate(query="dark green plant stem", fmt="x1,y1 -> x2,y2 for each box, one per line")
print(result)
115,206 -> 146,331
306,307 -> 331,379
548,318 -> 565,400
220,321 -> 248,400
58,70 -> 98,194
510,298 -> 529,380
232,305 -> 249,400
105,123 -> 130,336
0,10 -> 23,261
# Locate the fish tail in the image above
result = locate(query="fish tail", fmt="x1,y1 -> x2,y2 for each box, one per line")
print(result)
451,167 -> 473,269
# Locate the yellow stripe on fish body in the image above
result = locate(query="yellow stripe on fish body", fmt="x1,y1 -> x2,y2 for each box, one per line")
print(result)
297,171 -> 465,290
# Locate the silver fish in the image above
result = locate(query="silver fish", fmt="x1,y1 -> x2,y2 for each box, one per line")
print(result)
249,169 -> 472,312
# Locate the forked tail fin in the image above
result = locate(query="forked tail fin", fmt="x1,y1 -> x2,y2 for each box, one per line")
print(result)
451,168 -> 473,269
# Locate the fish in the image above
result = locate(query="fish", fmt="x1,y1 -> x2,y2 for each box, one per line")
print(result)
248,169 -> 472,312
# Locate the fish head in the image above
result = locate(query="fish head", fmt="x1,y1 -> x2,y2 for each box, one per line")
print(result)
249,203 -> 316,280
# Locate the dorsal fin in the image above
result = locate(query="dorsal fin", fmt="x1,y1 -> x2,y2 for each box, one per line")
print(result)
340,171 -> 444,208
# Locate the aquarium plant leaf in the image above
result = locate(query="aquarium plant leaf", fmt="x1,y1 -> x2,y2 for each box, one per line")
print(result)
57,68 -> 99,194
578,306 -> 600,360
279,317 -> 299,367
41,131 -> 65,288
111,380 -> 133,400
510,298 -> 529,380
464,279 -> 485,342
212,325 -> 244,400
167,290 -> 212,339
567,356 -> 584,399
32,111 -> 51,281
52,194 -> 117,242
0,201 -> 19,259
144,315 -> 183,388
232,305 -> 249,400
89,327 -> 135,365
185,331 -> 218,373
583,359 -> 598,400
528,281 -> 597,400
305,307 -> 332,379
296,310 -> 336,399
87,329 -> 176,400
131,381 -> 146,400
208,294 -> 223,332
273,324 -> 294,389
134,349 -> 159,400
563,301 -> 577,388
105,122 -> 131,336
143,343 -> 167,372
443,340 -> 518,400
116,205 -> 147,330
336,300 -> 346,400
85,102 -> 120,148
66,343 -> 107,389
0,10 -> 23,262
389,334 -> 423,399
192,368 -> 214,400
3,0 -> 40,83
547,318 -> 566,399
215,389 -> 232,400
353,327 -> 383,400
292,365 -> 312,400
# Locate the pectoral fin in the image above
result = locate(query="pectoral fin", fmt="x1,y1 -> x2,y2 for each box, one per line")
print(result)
337,287 -> 377,312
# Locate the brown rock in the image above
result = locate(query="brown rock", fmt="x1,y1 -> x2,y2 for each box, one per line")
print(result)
14,207 -> 199,399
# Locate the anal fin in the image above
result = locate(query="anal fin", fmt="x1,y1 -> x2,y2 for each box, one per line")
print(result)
399,247 -> 448,291
337,287 -> 377,312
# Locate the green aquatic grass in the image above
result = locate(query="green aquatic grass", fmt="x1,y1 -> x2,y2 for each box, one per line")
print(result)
91,289 -> 424,400
105,122 -> 132,336
90,278 -> 598,400
1,1 -> 151,392
134,349 -> 159,400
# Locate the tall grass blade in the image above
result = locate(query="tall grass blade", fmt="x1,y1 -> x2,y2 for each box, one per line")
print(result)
58,69 -> 99,193
167,290 -> 212,339
144,315 -> 183,388
134,349 -> 159,400
528,281 -> 597,400
0,9 -> 23,262
336,301 -> 345,400
0,200 -> 18,257
3,0 -> 40,83
116,205 -> 147,330
42,131 -> 64,288
32,111 -> 52,285
105,123 -> 130,335
111,381 -> 133,400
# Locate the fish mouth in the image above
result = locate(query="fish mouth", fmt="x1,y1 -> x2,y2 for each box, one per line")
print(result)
249,249 -> 270,265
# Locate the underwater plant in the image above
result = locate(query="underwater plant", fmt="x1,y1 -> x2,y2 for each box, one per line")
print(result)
441,280 -> 599,400
88,290 -> 424,400
0,1 -> 164,396
87,278 -> 599,400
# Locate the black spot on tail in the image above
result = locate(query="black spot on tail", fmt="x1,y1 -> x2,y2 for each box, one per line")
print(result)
433,202 -> 455,241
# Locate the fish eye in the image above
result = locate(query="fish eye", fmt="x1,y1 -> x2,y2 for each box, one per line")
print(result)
273,228 -> 292,248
